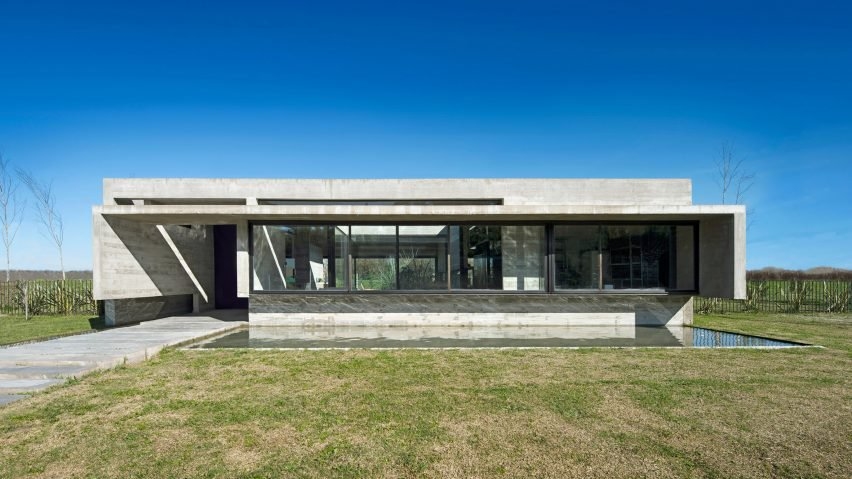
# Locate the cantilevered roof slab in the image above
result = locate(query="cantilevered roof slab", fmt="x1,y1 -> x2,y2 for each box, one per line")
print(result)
93,204 -> 743,225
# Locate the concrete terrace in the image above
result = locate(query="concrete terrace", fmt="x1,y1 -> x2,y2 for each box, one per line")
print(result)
0,310 -> 246,406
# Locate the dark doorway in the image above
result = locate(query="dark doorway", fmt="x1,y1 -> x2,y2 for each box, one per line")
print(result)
214,225 -> 248,309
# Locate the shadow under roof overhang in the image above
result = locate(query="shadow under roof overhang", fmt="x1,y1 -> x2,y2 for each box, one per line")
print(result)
93,204 -> 745,225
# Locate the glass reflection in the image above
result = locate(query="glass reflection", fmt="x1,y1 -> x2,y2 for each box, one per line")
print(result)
450,225 -> 545,290
351,226 -> 397,290
251,225 -> 348,291
398,225 -> 449,289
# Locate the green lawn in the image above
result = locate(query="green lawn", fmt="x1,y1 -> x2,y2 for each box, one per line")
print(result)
1,312 -> 850,478
0,315 -> 104,346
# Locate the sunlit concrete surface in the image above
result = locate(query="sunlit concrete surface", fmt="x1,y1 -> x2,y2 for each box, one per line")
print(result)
0,310 -> 246,406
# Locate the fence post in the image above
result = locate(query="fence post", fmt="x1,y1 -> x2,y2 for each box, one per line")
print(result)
23,281 -> 29,320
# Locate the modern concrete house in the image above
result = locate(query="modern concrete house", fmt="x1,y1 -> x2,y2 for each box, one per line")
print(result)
92,179 -> 745,327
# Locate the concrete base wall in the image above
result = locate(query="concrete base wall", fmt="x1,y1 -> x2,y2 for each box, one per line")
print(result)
104,295 -> 194,327
250,294 -> 693,327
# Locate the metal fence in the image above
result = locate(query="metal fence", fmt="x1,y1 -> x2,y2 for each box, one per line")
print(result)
695,280 -> 852,314
0,280 -> 98,316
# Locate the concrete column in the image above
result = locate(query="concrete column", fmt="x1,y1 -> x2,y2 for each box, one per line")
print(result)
237,220 -> 250,298
675,225 -> 695,290
698,212 -> 746,299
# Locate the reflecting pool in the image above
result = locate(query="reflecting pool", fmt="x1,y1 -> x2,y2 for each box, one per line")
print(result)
188,325 -> 805,349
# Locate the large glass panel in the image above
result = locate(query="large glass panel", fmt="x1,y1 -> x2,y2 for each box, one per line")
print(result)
601,225 -> 671,289
398,225 -> 449,290
252,225 -> 290,291
351,225 -> 397,290
555,224 -> 695,291
450,225 -> 500,289
251,225 -> 348,291
450,225 -> 545,290
500,225 -> 545,291
554,225 -> 601,290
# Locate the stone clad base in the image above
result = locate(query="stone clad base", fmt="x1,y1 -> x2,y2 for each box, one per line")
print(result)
104,294 -> 194,326
249,294 -> 693,327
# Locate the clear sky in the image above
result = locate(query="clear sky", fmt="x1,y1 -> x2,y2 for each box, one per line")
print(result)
1,0 -> 850,271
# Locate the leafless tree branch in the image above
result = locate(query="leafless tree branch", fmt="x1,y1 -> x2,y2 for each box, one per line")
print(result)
17,168 -> 65,280
0,155 -> 25,281
714,142 -> 756,230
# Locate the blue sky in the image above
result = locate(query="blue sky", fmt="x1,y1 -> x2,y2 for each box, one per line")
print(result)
1,0 -> 850,270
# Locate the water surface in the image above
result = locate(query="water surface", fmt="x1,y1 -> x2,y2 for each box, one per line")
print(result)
188,325 -> 804,349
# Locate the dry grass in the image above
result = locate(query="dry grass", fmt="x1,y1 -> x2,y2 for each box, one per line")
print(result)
0,313 -> 850,478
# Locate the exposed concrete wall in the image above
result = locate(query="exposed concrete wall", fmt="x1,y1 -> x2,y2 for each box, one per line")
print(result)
236,220 -> 250,298
698,211 -> 746,299
733,211 -> 747,299
93,215 -> 216,310
103,295 -> 193,327
675,225 -> 695,290
250,293 -> 693,326
103,178 -> 693,207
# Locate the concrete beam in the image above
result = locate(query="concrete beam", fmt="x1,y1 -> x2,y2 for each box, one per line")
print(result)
103,178 -> 693,207
93,204 -> 742,225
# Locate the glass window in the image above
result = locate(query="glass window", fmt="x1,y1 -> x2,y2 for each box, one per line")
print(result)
554,225 -> 601,290
351,226 -> 397,291
450,225 -> 499,289
601,225 -> 672,290
251,222 -> 695,293
251,225 -> 348,291
500,225 -> 545,291
450,225 -> 545,290
398,225 -> 449,290
555,224 -> 696,291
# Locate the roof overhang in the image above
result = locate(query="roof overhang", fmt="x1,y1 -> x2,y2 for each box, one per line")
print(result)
94,204 -> 745,224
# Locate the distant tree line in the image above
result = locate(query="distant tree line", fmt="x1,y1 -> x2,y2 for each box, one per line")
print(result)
748,268 -> 852,281
5,270 -> 93,281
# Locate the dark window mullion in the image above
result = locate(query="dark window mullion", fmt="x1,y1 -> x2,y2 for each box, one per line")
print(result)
395,225 -> 400,290
546,224 -> 554,293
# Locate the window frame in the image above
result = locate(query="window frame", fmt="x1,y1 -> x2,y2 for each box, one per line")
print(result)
248,220 -> 699,295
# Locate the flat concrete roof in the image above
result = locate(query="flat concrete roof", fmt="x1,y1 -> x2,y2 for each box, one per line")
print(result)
102,178 -> 694,207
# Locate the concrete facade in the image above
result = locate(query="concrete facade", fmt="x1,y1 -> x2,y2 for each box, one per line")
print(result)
93,178 -> 745,327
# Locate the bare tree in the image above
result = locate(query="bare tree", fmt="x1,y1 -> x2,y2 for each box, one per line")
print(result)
0,155 -> 25,281
715,142 -> 755,205
18,169 -> 65,280
715,142 -> 756,229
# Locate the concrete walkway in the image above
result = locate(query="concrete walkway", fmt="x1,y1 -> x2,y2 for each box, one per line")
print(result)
0,310 -> 246,406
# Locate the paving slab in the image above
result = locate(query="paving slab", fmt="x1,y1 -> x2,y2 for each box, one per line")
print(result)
0,394 -> 25,406
0,310 -> 246,406
1,378 -> 64,394
0,364 -> 90,380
